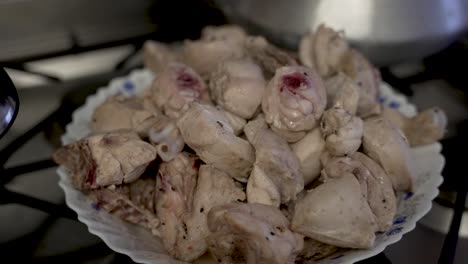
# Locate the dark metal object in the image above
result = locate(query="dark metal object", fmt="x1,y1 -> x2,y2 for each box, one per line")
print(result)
438,120 -> 468,264
438,182 -> 468,264
0,68 -> 19,139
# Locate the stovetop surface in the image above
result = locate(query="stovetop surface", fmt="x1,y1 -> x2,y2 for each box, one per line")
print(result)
2,41 -> 468,264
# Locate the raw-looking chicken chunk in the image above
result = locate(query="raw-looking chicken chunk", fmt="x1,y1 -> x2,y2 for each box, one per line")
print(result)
91,95 -> 159,137
341,49 -> 382,118
290,128 -> 326,185
220,107 -> 247,136
176,165 -> 246,261
209,59 -> 266,119
207,203 -> 304,264
291,170 -> 377,248
299,24 -> 349,78
53,130 -> 156,190
244,117 -> 304,206
324,72 -> 360,114
149,62 -> 210,118
177,103 -> 255,181
244,36 -> 298,78
201,24 -> 247,44
322,153 -> 397,232
299,24 -> 381,118
155,152 -> 199,260
362,117 -> 416,192
382,106 -> 447,146
320,106 -> 363,157
183,38 -> 245,79
148,116 -> 184,162
143,40 -> 182,73
296,238 -> 339,262
88,178 -> 159,235
262,66 -> 327,142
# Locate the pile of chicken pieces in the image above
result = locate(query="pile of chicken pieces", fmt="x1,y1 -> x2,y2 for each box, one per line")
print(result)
53,24 -> 447,263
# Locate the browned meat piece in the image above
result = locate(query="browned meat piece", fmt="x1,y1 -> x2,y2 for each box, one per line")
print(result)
149,62 -> 211,118
262,66 -> 327,142
53,131 -> 156,190
87,177 -> 159,235
207,203 -> 303,264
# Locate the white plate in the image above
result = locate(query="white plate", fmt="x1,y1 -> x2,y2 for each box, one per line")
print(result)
57,68 -> 444,264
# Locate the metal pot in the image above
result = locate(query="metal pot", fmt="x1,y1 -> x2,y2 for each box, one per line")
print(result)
215,0 -> 468,66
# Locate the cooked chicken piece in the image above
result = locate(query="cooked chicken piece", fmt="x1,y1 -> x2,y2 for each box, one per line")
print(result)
143,40 -> 182,73
320,107 -> 363,156
357,94 -> 381,118
244,36 -> 298,78
341,49 -> 381,118
244,117 -> 303,206
148,116 -> 184,162
262,66 -> 327,143
291,171 -> 377,248
88,178 -> 159,235
207,203 -> 303,264
149,62 -> 210,118
177,103 -> 255,181
247,165 -> 281,207
299,24 -> 349,78
324,72 -> 360,114
155,152 -> 199,260
382,106 -> 447,146
182,39 -> 245,79
299,24 -> 381,118
201,25 -> 247,44
221,107 -> 246,136
322,153 -> 397,232
341,49 -> 380,100
290,128 -> 326,185
296,238 -> 339,262
53,131 -> 156,190
209,59 -> 266,119
91,95 -> 159,137
362,116 -> 416,191
353,152 -> 397,231
177,165 -> 246,261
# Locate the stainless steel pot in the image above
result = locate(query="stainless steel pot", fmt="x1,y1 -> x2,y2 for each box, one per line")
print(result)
216,0 -> 468,66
